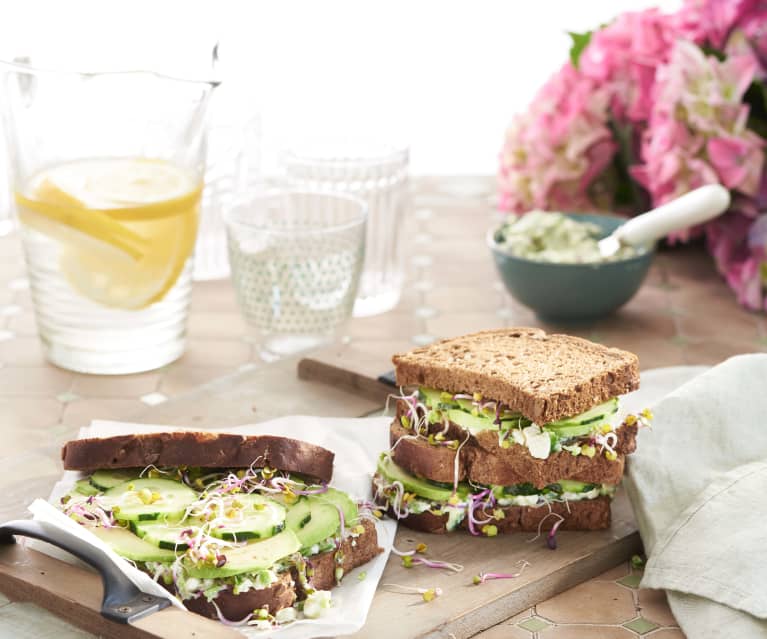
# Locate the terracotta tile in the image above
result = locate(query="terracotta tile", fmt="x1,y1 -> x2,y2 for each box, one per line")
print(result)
0,367 -> 73,395
0,336 -> 48,366
71,372 -> 160,398
541,626 -> 636,639
6,311 -> 38,336
186,312 -> 249,339
537,581 -> 636,624
638,589 -> 677,627
595,562 -> 630,581
426,312 -> 505,338
426,286 -> 502,313
646,630 -> 685,638
159,366 -> 232,395
471,622 -> 531,639
179,339 -> 251,367
61,398 -> 145,426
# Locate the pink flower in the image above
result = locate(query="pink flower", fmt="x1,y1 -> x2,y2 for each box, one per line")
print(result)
633,40 -> 764,231
580,9 -> 677,122
498,63 -> 615,212
708,136 -> 765,194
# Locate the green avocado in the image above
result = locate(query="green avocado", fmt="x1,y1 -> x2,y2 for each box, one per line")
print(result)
557,479 -> 596,493
377,455 -> 454,502
293,502 -> 341,550
544,422 -> 594,438
446,409 -> 498,434
318,487 -> 358,525
184,529 -> 301,579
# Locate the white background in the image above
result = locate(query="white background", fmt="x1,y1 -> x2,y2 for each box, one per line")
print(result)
0,0 -> 680,176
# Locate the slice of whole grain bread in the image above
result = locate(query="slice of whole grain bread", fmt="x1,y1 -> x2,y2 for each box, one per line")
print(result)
374,488 -> 612,533
61,431 -> 335,483
389,420 -> 637,488
393,328 -> 639,423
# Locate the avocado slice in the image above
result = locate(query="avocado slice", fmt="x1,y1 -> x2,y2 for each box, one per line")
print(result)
558,479 -> 597,493
293,502 -> 341,550
184,529 -> 301,578
286,497 -> 313,531
89,526 -> 177,562
318,487 -> 358,525
377,456 -> 454,502
544,422 -> 594,438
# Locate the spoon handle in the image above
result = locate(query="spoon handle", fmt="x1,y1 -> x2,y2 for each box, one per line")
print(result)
615,184 -> 731,247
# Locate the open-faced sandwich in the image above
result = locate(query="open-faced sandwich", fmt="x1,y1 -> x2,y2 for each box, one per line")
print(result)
373,328 -> 651,535
58,431 -> 381,628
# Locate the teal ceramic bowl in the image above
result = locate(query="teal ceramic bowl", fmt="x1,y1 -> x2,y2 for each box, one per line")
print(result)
488,213 -> 654,323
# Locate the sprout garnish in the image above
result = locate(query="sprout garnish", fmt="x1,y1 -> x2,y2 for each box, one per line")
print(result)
472,560 -> 530,585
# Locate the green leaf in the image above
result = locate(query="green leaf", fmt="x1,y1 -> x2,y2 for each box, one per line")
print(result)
568,30 -> 593,69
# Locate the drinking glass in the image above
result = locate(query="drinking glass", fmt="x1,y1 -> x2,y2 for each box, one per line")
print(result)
225,190 -> 367,360
0,59 -> 217,374
282,141 -> 409,317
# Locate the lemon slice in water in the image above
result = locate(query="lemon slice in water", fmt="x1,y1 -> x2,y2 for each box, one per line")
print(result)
17,158 -> 202,310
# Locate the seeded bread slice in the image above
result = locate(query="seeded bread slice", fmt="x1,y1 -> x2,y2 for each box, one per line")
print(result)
393,328 -> 640,423
376,492 -> 612,533
61,431 -> 335,483
389,420 -> 636,488
183,519 -> 381,620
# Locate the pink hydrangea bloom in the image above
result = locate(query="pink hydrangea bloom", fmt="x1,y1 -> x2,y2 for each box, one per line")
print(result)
632,40 -> 765,241
498,63 -> 615,212
580,9 -> 677,122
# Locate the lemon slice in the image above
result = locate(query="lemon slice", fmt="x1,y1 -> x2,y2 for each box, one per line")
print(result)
17,158 -> 201,310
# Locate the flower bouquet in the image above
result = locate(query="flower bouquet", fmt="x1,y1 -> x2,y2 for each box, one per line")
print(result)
498,0 -> 767,310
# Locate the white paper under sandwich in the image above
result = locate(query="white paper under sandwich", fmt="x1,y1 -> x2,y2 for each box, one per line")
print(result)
36,418 -> 396,639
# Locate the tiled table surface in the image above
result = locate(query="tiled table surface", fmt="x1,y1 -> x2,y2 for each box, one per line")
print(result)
1,176 -> 763,638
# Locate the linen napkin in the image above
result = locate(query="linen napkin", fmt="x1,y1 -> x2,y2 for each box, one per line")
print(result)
623,354 -> 767,639
32,416 -> 397,639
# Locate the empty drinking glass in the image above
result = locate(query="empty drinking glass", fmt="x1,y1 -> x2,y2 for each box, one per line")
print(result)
282,141 -> 409,317
225,190 -> 367,360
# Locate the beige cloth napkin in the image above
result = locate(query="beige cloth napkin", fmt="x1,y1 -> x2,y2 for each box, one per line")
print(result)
624,354 -> 767,639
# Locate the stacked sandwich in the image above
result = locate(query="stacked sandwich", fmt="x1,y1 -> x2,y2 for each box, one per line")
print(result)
373,328 -> 647,534
58,431 -> 381,627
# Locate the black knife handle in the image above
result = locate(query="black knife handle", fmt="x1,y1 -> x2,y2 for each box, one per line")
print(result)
0,519 -> 170,623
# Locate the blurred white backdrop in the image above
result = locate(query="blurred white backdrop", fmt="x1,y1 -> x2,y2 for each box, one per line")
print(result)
0,0 -> 680,176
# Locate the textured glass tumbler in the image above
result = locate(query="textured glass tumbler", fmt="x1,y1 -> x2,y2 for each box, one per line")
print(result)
225,190 -> 367,360
283,142 -> 409,317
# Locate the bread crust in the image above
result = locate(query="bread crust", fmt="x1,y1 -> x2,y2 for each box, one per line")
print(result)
184,572 -> 296,620
393,328 -> 640,424
389,420 -> 637,488
184,519 -> 382,621
382,495 -> 612,533
61,431 -> 335,483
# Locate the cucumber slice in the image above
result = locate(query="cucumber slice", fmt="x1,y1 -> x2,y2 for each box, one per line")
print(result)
184,529 -> 301,579
75,479 -> 101,496
210,494 -> 286,542
294,502 -> 340,550
106,478 -> 197,522
89,526 -> 177,562
544,422 -> 593,438
90,469 -> 141,491
286,498 -> 313,531
549,398 -> 618,428
132,519 -> 200,551
558,479 -> 598,493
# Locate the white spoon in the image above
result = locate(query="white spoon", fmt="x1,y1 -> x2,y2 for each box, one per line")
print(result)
598,184 -> 731,258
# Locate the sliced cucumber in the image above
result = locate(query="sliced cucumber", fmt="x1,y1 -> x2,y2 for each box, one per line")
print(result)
184,529 -> 301,579
89,526 -> 177,562
294,502 -> 340,550
210,494 -> 286,542
132,519 -> 201,551
544,422 -> 593,438
548,398 -> 618,428
74,479 -> 101,496
558,479 -> 598,493
106,478 -> 197,522
90,469 -> 141,491
286,498 -> 313,532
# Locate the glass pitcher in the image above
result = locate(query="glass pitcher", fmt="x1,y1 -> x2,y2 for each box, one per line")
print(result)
0,60 -> 218,374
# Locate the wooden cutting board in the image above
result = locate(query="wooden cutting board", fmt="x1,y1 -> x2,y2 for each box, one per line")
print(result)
0,343 -> 642,639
